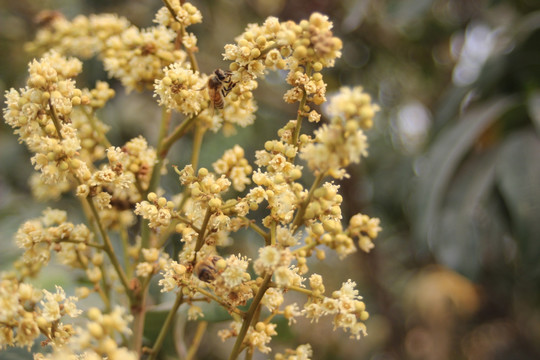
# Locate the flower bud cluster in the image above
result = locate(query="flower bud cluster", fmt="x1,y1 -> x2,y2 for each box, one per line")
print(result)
347,213 -> 382,253
154,1 -> 202,31
27,13 -> 130,58
27,12 -> 187,93
135,248 -> 169,278
175,165 -> 233,249
223,13 -> 341,114
28,172 -> 71,201
300,116 -> 368,179
274,343 -> 313,360
299,86 -> 380,178
134,192 -> 175,230
326,86 -> 380,130
246,321 -> 277,354
158,260 -> 188,292
303,279 -> 368,340
104,25 -> 187,92
154,64 -> 207,116
120,136 -> 157,192
2,3 -> 383,358
238,140 -> 305,225
15,208 -> 93,268
212,254 -> 254,307
35,306 -> 136,360
0,278 -> 80,350
212,145 -> 252,192
3,52 -> 91,185
77,147 -> 133,210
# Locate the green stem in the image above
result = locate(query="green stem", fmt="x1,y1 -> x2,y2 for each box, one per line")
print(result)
120,226 -> 131,275
228,273 -> 272,360
47,99 -> 63,140
148,290 -> 184,360
163,0 -> 200,72
191,125 -> 205,171
194,207 -> 212,254
54,238 -> 105,250
145,109 -> 172,198
270,222 -> 277,246
285,284 -> 314,297
291,172 -> 325,234
159,113 -> 199,159
85,107 -> 112,148
188,284 -> 244,316
291,241 -> 317,255
85,197 -> 132,298
186,321 -> 207,360
141,109 -> 172,251
240,217 -> 269,243
290,64 -> 312,152
131,288 -> 148,357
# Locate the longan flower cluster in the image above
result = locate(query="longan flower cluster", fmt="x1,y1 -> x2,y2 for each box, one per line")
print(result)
212,254 -> 254,307
217,320 -> 277,354
274,343 -> 313,360
28,173 -> 71,201
212,145 -> 252,192
15,208 -> 93,268
104,25 -> 187,92
27,81 -> 114,202
2,3 -> 383,359
299,86 -> 379,179
347,213 -> 382,253
223,13 -> 341,119
237,139 -> 305,225
303,278 -> 369,340
158,261 -> 188,292
326,86 -> 380,130
0,277 -> 80,350
154,0 -> 202,32
135,248 -> 169,278
34,307 -> 136,360
218,95 -> 258,134
134,192 -> 175,230
120,136 -> 157,193
224,13 -> 341,79
28,12 -> 187,93
77,147 -> 134,210
3,51 -> 91,185
27,13 -> 130,59
300,116 -> 368,179
154,64 -> 207,116
175,165 -> 234,251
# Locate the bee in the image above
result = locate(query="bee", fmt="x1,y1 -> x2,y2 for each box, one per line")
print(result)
34,10 -> 64,28
194,255 -> 223,282
206,69 -> 236,111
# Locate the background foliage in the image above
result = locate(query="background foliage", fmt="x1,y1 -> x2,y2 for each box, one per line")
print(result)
1,0 -> 540,359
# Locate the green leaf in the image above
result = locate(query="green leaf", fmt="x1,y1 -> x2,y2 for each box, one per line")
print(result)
429,148 -> 508,277
527,91 -> 540,136
495,130 -> 540,279
413,97 -> 518,254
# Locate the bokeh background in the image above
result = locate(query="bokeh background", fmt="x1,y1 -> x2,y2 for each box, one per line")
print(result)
1,0 -> 540,359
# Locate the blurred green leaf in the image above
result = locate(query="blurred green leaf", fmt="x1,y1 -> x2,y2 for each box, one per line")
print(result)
495,130 -> 540,279
527,91 -> 540,136
413,97 -> 518,254
430,148 -> 510,277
